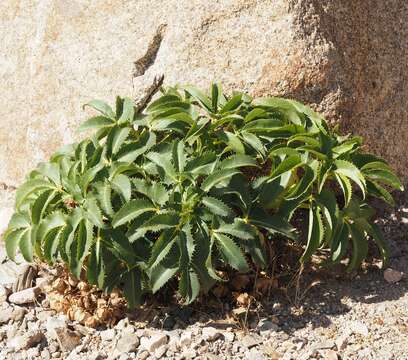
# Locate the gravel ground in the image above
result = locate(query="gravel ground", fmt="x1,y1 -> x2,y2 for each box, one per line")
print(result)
0,190 -> 407,360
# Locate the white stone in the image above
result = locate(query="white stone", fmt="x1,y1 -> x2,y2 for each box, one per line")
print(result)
348,321 -> 369,337
100,328 -> 116,342
115,332 -> 139,353
179,331 -> 193,347
7,330 -> 44,351
46,315 -> 68,340
8,286 -> 41,304
202,327 -> 222,342
140,333 -> 168,353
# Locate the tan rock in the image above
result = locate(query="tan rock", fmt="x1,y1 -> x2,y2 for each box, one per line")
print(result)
384,268 -> 403,283
0,1 -> 406,206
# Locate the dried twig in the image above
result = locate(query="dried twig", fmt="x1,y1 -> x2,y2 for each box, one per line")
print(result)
134,74 -> 164,113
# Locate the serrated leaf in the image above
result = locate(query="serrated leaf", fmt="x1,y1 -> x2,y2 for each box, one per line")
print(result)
95,181 -> 114,216
112,198 -> 156,228
84,197 -> 104,228
7,212 -> 31,231
334,160 -> 366,197
129,212 -> 179,242
202,196 -> 232,217
335,173 -> 352,206
116,131 -> 156,163
83,100 -> 115,119
172,141 -> 186,173
185,152 -> 217,175
220,93 -> 243,113
5,228 -> 28,261
146,152 -> 177,179
366,180 -> 394,206
201,169 -> 240,192
44,226 -> 64,263
269,155 -> 302,181
150,265 -> 178,293
111,174 -> 132,202
78,116 -> 115,132
213,233 -> 249,272
220,154 -> 258,169
109,127 -> 130,155
223,131 -> 245,154
123,268 -> 142,309
31,189 -> 58,224
149,230 -> 177,269
331,221 -> 349,263
183,85 -> 212,112
15,179 -> 55,210
132,178 -> 169,206
19,227 -> 34,262
300,205 -> 323,263
215,220 -> 255,240
118,97 -> 135,124
347,222 -> 368,271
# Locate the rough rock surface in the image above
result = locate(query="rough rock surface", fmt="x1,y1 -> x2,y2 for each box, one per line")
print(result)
0,0 -> 407,208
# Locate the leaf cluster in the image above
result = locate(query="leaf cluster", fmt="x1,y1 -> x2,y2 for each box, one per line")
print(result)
5,84 -> 403,306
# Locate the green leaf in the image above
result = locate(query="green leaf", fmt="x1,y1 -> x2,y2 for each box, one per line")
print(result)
220,154 -> 258,169
83,100 -> 115,119
7,212 -> 31,231
220,94 -> 243,113
78,116 -> 115,132
132,178 -> 169,205
116,131 -> 156,163
109,127 -> 130,155
111,174 -> 132,202
129,212 -> 180,242
215,219 -> 255,240
202,197 -> 232,217
300,205 -> 323,263
5,228 -> 28,261
150,265 -> 178,293
19,227 -> 34,262
118,98 -> 135,124
183,85 -> 212,112
172,141 -> 186,173
31,189 -> 58,224
363,167 -> 403,191
334,160 -> 366,197
179,268 -> 200,304
44,226 -> 64,263
240,132 -> 266,156
95,181 -> 114,216
112,198 -> 156,228
213,233 -> 249,272
185,152 -> 217,175
223,131 -> 245,154
335,173 -> 353,206
84,197 -> 104,228
269,155 -> 302,181
366,180 -> 394,206
347,222 -> 368,271
331,221 -> 349,263
248,207 -> 296,239
146,152 -> 177,179
149,230 -> 177,269
123,268 -> 142,309
201,169 -> 240,192
15,179 -> 55,209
